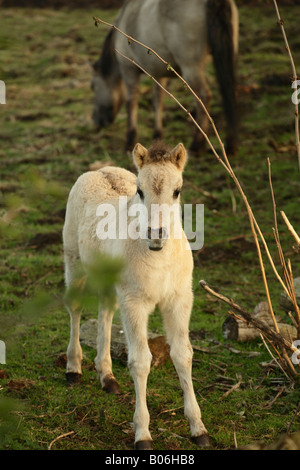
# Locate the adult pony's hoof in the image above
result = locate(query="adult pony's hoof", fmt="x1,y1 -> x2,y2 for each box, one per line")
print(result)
66,372 -> 82,386
191,433 -> 211,448
135,440 -> 153,450
102,375 -> 121,395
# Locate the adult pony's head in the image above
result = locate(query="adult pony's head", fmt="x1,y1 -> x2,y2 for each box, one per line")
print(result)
132,141 -> 187,252
91,29 -> 126,129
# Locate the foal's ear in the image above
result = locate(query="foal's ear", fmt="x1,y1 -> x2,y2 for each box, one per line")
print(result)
132,143 -> 149,169
169,143 -> 187,171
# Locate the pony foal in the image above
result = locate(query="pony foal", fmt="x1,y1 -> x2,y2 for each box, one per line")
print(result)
63,141 -> 209,449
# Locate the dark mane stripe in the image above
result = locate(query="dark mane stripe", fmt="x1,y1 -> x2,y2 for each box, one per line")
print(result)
148,141 -> 172,163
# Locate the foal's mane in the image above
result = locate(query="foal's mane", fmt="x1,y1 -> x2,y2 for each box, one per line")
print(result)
147,141 -> 172,164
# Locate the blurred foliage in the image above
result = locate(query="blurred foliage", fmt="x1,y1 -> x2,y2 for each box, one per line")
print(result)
65,253 -> 124,312
0,398 -> 23,449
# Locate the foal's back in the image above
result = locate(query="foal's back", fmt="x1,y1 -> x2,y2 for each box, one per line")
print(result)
63,167 -> 137,262
69,167 -> 136,208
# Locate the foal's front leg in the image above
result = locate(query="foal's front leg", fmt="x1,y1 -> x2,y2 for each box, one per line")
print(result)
160,293 -> 210,447
95,303 -> 121,395
119,295 -> 154,450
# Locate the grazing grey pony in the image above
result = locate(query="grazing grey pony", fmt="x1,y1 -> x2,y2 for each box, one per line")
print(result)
63,141 -> 210,449
92,0 -> 239,154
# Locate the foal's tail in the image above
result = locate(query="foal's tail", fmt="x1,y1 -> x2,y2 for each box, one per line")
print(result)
206,0 -> 238,155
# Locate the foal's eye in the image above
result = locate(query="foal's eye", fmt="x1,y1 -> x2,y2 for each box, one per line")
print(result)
137,188 -> 144,199
173,188 -> 181,199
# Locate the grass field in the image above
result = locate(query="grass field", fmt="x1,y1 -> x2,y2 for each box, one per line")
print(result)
0,2 -> 300,450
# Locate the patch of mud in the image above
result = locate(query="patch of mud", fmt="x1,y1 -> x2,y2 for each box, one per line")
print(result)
198,237 -> 257,263
27,231 -> 62,249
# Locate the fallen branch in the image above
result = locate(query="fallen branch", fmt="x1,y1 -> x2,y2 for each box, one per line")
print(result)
199,280 -> 298,362
223,302 -> 297,343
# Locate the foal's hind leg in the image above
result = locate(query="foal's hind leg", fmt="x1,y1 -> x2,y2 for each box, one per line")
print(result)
159,293 -> 210,447
64,253 -> 83,385
65,294 -> 83,385
95,302 -> 121,395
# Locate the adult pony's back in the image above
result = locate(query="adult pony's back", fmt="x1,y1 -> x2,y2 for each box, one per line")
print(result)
92,0 -> 239,154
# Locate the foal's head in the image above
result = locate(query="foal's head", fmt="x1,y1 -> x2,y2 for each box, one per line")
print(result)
132,141 -> 187,251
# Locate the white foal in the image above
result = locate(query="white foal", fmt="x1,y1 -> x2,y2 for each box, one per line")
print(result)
63,141 -> 209,449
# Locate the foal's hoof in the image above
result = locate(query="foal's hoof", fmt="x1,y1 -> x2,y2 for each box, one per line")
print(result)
191,433 -> 211,448
66,372 -> 81,386
135,440 -> 153,450
102,375 -> 121,395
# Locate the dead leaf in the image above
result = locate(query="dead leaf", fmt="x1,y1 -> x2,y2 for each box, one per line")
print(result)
0,370 -> 8,379
6,378 -> 35,391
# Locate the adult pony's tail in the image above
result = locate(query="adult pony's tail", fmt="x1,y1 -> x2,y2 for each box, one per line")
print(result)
206,0 -> 238,155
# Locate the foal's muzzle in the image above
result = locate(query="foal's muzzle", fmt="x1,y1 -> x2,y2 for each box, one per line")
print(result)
147,227 -> 168,251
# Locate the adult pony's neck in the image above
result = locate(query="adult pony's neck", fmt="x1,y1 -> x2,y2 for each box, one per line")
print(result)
95,28 -> 121,81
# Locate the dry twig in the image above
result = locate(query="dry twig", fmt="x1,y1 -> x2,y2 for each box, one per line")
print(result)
232,421 -> 238,449
48,431 -> 75,450
219,380 -> 242,400
281,211 -> 300,249
272,0 -> 300,169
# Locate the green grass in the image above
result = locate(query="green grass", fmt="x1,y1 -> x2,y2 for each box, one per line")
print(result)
0,3 -> 300,450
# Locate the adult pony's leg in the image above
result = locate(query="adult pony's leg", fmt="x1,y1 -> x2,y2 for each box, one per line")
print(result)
159,293 -> 210,447
182,68 -> 212,152
95,302 -> 121,394
153,77 -> 168,140
124,73 -> 140,151
119,295 -> 154,449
